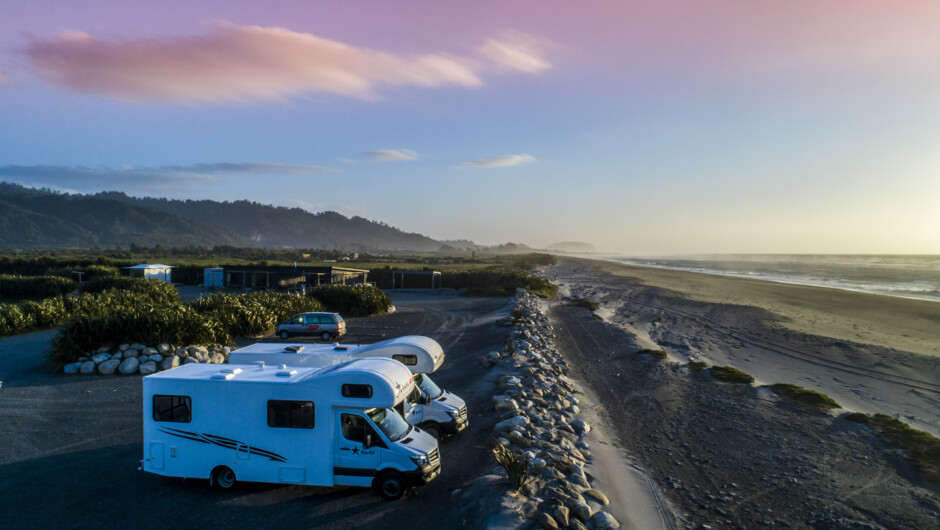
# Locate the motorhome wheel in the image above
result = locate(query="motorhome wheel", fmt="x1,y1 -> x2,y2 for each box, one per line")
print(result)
422,424 -> 442,441
211,466 -> 236,490
374,471 -> 405,501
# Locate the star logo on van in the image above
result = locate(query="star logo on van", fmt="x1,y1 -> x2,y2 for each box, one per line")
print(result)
352,447 -> 359,455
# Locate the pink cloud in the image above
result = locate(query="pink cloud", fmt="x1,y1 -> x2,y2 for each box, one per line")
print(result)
22,25 -> 551,104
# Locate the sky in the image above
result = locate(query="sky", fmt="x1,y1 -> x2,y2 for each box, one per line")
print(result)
1,0 -> 938,254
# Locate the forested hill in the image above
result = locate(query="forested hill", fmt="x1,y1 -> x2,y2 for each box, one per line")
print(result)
0,183 -> 448,251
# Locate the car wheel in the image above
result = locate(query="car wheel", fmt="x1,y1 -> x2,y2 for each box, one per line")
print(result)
322,331 -> 332,341
374,471 -> 406,501
279,330 -> 289,340
211,466 -> 236,490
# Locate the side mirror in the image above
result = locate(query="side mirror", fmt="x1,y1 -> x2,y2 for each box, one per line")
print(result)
364,434 -> 372,449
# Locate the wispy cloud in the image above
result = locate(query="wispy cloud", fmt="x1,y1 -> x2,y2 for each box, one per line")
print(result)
22,24 -> 552,104
477,32 -> 553,74
365,149 -> 420,161
0,162 -> 334,192
460,154 -> 536,168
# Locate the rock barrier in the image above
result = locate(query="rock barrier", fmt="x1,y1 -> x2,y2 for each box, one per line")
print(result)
481,289 -> 620,529
62,343 -> 231,376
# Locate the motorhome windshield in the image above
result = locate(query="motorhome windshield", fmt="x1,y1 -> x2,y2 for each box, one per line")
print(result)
368,407 -> 411,442
415,373 -> 443,399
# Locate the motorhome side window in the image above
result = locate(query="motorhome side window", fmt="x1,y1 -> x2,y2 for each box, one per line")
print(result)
392,354 -> 418,366
267,400 -> 315,429
342,384 -> 373,398
153,395 -> 192,423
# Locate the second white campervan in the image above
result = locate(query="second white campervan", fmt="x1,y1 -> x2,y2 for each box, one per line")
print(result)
230,336 -> 468,440
141,358 -> 440,500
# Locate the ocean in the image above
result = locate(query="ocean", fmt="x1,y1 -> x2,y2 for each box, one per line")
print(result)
596,254 -> 940,303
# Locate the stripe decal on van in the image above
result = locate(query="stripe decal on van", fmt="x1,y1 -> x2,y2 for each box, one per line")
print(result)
158,427 -> 287,462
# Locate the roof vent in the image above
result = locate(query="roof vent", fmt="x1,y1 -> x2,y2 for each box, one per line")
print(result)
333,344 -> 349,351
255,361 -> 265,370
285,345 -> 304,353
219,368 -> 242,375
276,364 -> 297,377
211,372 -> 236,380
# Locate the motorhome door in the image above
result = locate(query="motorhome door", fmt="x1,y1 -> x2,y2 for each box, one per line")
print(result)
333,410 -> 383,486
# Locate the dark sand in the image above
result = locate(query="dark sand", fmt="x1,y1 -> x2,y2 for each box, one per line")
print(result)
545,257 -> 940,529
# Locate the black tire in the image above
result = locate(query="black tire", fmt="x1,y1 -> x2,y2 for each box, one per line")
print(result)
279,330 -> 289,340
422,424 -> 443,441
321,331 -> 332,342
211,466 -> 236,490
373,471 -> 406,501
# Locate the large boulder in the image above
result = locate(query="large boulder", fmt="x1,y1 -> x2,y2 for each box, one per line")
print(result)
209,352 -> 225,364
157,343 -> 172,353
494,415 -> 530,432
174,348 -> 188,358
123,349 -> 140,359
91,353 -> 111,364
119,357 -> 140,374
130,343 -> 147,351
98,359 -> 121,375
571,419 -> 591,435
96,345 -> 112,354
148,354 -> 164,362
118,344 -> 130,352
568,499 -> 592,522
63,362 -> 83,374
160,356 -> 180,371
142,347 -> 159,356
139,361 -> 157,375
80,361 -> 97,374
590,512 -> 620,529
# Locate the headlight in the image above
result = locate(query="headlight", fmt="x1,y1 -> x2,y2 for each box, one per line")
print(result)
447,409 -> 459,419
411,455 -> 428,466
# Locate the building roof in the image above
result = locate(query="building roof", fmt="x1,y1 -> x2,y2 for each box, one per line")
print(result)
124,263 -> 175,269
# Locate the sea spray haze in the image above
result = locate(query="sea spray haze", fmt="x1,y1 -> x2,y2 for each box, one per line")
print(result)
602,254 -> 940,302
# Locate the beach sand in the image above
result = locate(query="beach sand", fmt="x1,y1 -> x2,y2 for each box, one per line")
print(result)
544,257 -> 940,436
544,257 -> 940,528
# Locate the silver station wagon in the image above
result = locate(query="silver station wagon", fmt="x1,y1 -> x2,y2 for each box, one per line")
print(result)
276,312 -> 346,341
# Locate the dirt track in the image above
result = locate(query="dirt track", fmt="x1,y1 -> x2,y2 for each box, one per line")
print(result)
0,293 -> 510,529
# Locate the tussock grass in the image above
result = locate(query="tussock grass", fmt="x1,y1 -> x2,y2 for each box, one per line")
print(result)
686,360 -> 708,371
846,413 -> 940,485
636,349 -> 668,359
766,383 -> 840,409
491,442 -> 531,492
574,298 -> 599,311
708,365 -> 755,383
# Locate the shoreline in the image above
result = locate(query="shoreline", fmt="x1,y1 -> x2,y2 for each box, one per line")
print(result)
585,255 -> 940,304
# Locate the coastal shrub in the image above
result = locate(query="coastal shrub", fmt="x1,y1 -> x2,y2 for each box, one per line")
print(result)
687,360 -> 708,371
0,274 -> 76,299
766,383 -> 840,409
308,285 -> 392,317
575,298 -> 599,311
847,413 -> 940,485
491,441 -> 531,492
50,306 -> 226,365
708,365 -> 755,384
191,291 -> 324,338
637,349 -> 668,360
0,282 -> 181,338
448,269 -> 558,298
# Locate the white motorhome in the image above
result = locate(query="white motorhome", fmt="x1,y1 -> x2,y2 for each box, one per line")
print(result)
141,358 -> 440,500
229,335 -> 469,439
230,336 -> 468,440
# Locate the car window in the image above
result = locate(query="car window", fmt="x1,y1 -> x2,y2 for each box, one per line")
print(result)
291,316 -> 303,325
320,315 -> 333,324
